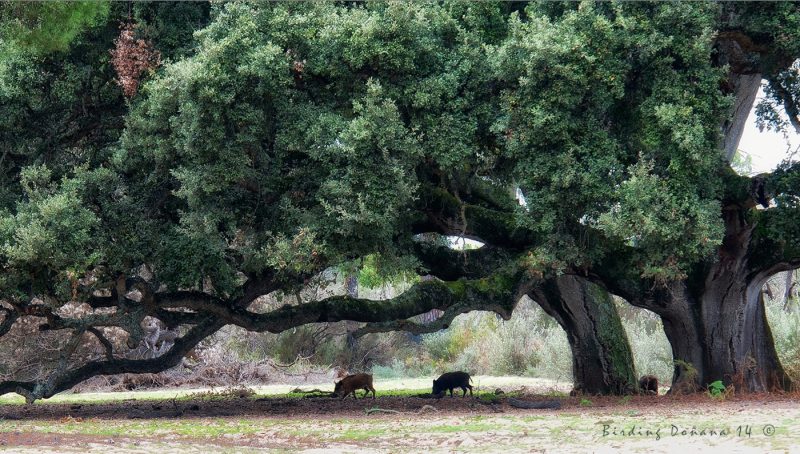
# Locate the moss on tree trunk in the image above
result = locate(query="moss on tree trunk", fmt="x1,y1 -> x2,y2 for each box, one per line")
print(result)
530,275 -> 638,395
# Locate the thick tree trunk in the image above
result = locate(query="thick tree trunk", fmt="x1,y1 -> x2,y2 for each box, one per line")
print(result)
678,30 -> 791,392
700,268 -> 791,391
714,31 -> 763,163
529,275 -> 638,395
638,283 -> 706,393
647,279 -> 790,393
642,208 -> 792,393
611,204 -> 794,393
699,207 -> 791,391
745,291 -> 790,390
722,72 -> 761,162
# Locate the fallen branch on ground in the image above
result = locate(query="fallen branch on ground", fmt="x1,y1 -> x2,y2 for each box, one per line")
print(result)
290,387 -> 335,398
364,405 -> 439,416
365,407 -> 401,415
290,388 -> 328,394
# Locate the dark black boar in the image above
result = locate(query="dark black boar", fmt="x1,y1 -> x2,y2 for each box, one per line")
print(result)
639,375 -> 658,395
333,373 -> 376,399
432,371 -> 473,397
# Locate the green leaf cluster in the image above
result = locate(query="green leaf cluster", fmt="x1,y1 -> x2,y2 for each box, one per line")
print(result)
0,0 -> 798,302
0,1 -> 110,55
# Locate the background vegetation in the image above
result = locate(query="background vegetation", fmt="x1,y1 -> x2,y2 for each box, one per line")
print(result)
0,1 -> 799,399
65,270 -> 798,392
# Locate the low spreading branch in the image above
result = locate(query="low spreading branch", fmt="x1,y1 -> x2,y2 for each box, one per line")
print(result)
155,268 -> 523,334
0,307 -> 19,337
414,184 -> 534,250
0,318 -> 223,402
353,292 -> 516,338
87,327 -> 115,361
0,263 -> 526,402
412,242 -> 514,281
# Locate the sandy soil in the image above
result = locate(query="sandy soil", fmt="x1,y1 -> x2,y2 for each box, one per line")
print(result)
1,388 -> 798,453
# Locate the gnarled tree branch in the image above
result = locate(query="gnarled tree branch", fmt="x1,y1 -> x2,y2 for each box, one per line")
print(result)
155,266 -> 523,334
0,317 -> 223,402
87,326 -> 114,361
414,184 -> 534,249
412,241 -> 514,281
352,286 -> 519,338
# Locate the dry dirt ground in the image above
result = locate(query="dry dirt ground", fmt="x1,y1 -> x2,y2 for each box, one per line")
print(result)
0,385 -> 798,453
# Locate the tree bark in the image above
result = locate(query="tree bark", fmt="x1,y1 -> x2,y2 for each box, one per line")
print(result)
0,318 -> 224,403
630,207 -> 793,393
639,283 -> 706,392
529,275 -> 638,395
722,73 -> 761,163
696,207 -> 791,391
714,31 -> 764,163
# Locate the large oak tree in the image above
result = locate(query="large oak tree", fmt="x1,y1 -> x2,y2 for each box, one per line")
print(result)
0,1 -> 798,401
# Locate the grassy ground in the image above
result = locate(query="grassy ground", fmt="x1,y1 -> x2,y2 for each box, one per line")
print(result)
0,376 -> 569,405
0,378 -> 797,453
1,402 -> 796,453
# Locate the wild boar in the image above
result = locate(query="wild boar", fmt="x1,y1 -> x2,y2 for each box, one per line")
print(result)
432,371 -> 473,397
639,375 -> 658,395
333,373 -> 376,399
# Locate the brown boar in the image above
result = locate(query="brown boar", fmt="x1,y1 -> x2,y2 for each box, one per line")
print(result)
639,375 -> 658,395
333,373 -> 376,399
432,371 -> 473,397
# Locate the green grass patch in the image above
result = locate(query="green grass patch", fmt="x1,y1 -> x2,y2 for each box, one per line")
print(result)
1,407 -> 798,453
0,418 -> 270,437
0,386 -> 509,408
425,422 -> 498,433
0,376 -> 563,405
0,390 -> 192,405
270,387 -> 430,399
335,427 -> 394,441
519,415 -> 548,423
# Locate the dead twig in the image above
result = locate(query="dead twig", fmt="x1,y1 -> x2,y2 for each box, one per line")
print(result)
267,353 -> 314,369
171,393 -> 184,417
365,407 -> 401,415
364,405 -> 439,416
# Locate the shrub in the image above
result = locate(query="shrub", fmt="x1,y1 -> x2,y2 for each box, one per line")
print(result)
615,299 -> 673,385
764,296 -> 800,384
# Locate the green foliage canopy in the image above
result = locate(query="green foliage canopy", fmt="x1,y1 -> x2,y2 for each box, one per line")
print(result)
0,0 -> 798,399
0,0 -> 798,297
0,1 -> 110,55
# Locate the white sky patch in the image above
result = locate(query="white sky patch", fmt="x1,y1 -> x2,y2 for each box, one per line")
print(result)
447,235 -> 484,250
516,187 -> 527,207
738,84 -> 799,175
